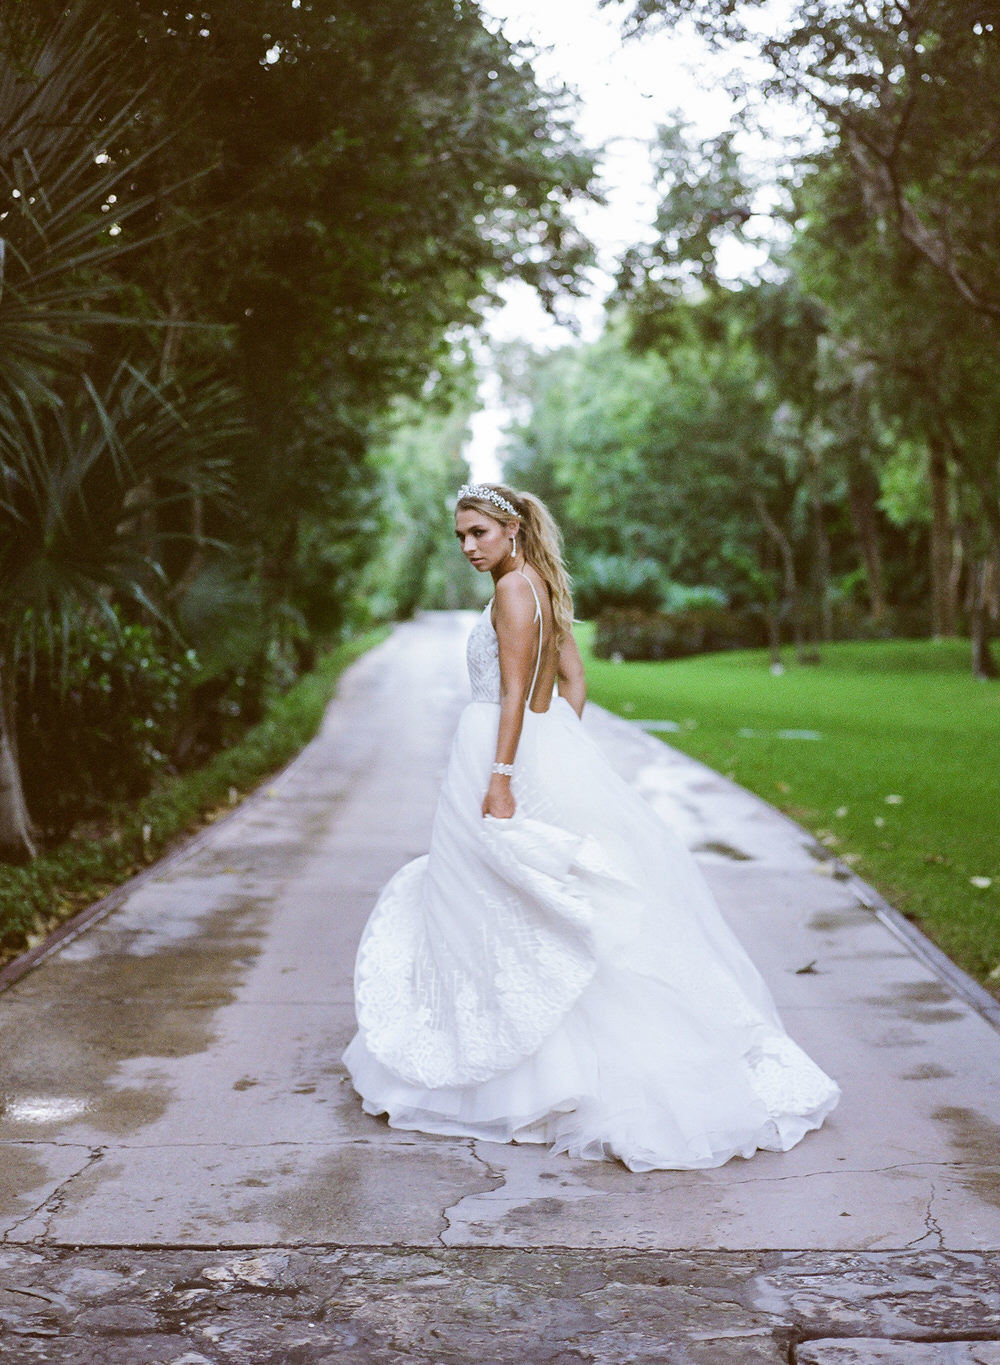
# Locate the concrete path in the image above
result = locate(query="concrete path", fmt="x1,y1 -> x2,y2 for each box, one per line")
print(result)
2,612 -> 1000,1363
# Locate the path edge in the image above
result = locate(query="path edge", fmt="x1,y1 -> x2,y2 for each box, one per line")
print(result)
610,708 -> 1000,1033
0,635 -> 391,997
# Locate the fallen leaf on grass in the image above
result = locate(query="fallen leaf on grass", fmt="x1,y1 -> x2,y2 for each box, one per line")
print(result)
812,861 -> 838,878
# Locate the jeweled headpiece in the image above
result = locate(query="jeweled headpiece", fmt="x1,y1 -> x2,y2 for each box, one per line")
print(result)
456,483 -> 518,518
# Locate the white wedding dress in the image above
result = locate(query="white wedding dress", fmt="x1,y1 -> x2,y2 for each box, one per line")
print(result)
343,580 -> 839,1171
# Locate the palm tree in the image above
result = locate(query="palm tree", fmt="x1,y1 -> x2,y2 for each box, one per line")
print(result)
0,7 -> 238,858
0,6 -> 166,405
0,363 -> 239,858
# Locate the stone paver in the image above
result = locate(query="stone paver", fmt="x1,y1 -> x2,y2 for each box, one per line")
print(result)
2,612 -> 1000,1361
798,1344 -> 1000,1364
0,1246 -> 999,1363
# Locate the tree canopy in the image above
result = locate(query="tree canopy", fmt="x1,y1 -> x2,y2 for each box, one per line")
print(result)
519,0 -> 1000,674
0,0 -> 599,857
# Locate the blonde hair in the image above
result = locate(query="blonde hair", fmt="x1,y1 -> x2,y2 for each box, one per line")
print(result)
457,483 -> 574,645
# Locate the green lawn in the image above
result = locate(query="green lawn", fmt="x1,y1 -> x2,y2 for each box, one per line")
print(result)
577,626 -> 1000,988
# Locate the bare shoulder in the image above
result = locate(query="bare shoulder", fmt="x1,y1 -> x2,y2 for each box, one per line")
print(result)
494,570 -> 538,615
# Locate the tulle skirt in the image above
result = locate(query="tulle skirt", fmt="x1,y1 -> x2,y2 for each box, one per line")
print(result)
343,698 -> 839,1171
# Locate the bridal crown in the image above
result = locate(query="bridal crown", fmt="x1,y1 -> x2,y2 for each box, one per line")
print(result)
456,484 -> 518,518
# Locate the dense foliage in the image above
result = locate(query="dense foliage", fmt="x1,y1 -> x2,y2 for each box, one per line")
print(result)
17,621 -> 198,841
507,2 -> 1000,674
0,0 -> 597,858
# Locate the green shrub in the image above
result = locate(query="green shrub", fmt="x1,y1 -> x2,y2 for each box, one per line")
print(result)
829,599 -> 933,642
16,622 -> 199,840
593,605 -> 765,661
0,629 -> 387,961
173,563 -> 278,757
660,581 -> 728,613
571,553 -> 667,617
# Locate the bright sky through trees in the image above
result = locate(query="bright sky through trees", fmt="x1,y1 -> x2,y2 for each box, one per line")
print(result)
467,0 -> 734,476
468,0 -> 792,478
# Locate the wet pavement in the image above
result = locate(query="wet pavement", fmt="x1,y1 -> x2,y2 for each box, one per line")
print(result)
2,612 -> 1000,1362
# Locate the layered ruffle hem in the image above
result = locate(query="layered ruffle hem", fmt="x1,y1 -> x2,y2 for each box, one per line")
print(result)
343,697 -> 839,1172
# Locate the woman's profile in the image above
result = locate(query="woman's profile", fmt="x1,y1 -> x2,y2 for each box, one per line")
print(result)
343,482 -> 839,1171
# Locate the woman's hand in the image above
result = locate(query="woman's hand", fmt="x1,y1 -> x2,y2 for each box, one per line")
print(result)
482,775 -> 515,820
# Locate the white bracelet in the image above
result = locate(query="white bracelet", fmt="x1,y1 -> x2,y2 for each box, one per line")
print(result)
491,762 -> 515,776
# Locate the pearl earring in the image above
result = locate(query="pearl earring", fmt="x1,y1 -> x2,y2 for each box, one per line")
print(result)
509,535 -> 516,558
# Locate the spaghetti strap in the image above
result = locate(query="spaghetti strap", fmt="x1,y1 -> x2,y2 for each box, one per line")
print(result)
514,569 -> 544,707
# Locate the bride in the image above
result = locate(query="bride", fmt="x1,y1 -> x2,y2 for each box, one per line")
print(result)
343,482 -> 839,1171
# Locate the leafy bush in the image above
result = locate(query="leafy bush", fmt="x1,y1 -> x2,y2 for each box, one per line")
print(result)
16,621 -> 199,840
829,598 -> 932,642
593,606 -> 765,661
660,581 -> 729,613
173,564 -> 297,764
571,553 -> 667,617
0,630 -> 388,959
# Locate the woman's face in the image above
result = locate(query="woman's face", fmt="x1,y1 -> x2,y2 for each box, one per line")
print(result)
455,507 -> 514,573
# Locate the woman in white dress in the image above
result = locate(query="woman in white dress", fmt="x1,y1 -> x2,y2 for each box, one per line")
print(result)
343,483 -> 839,1171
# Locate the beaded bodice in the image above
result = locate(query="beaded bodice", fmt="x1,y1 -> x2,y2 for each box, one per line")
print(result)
466,572 -> 544,705
467,604 -> 502,702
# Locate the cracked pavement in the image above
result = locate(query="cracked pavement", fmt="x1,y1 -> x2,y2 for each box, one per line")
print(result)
2,613 -> 1000,1363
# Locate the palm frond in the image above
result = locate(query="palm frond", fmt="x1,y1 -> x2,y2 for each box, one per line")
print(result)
0,5 -> 178,401
0,362 -> 243,668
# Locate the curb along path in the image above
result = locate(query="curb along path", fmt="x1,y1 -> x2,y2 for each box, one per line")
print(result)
1,612 -> 1000,1363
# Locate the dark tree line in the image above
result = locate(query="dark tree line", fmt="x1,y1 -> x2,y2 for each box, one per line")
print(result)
0,0 -> 597,858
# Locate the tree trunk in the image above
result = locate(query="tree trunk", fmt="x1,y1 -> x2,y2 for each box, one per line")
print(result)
844,456 -> 888,622
765,611 -> 783,671
948,528 -> 964,625
936,419 -> 1000,676
938,418 -> 1000,553
752,493 -> 807,663
810,475 -> 834,642
0,657 -> 36,861
927,439 -> 956,636
969,558 -> 998,680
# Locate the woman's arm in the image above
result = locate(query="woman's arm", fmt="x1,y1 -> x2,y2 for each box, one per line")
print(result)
483,574 -> 540,819
557,630 -> 587,718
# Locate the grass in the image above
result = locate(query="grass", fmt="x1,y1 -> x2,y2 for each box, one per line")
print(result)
0,629 -> 388,967
577,626 -> 1000,988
